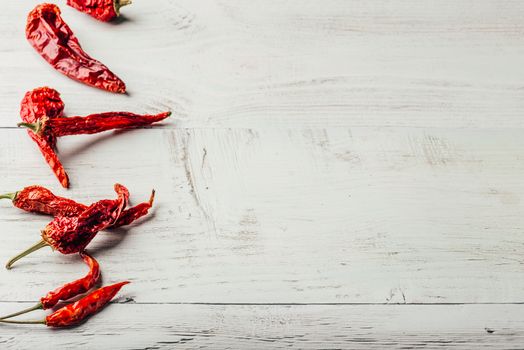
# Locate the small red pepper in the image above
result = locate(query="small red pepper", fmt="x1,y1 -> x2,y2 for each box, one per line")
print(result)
19,87 -> 171,188
0,252 -> 100,320
6,184 -> 129,269
0,282 -> 129,327
26,4 -> 126,93
67,0 -> 132,22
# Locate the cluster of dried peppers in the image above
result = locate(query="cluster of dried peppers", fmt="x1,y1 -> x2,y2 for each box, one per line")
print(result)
2,0 -> 166,327
1,184 -> 153,326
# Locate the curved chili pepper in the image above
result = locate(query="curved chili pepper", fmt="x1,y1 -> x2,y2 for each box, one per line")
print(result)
112,190 -> 155,228
0,252 -> 100,320
67,0 -> 132,22
26,4 -> 126,93
0,282 -> 129,327
0,186 -> 155,227
21,86 -> 64,148
5,184 -> 129,269
20,87 -> 69,188
19,87 -> 171,188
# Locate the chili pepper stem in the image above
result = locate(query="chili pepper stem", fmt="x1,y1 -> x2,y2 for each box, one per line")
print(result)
5,239 -> 48,270
17,121 -> 43,134
115,0 -> 132,14
0,303 -> 42,320
0,192 -> 17,201
149,190 -> 156,206
0,319 -> 46,325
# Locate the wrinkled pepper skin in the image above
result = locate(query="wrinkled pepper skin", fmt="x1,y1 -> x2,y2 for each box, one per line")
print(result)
42,184 -> 129,254
2,185 -> 155,228
11,186 -> 85,217
19,87 -> 171,188
46,281 -> 129,327
48,112 -> 172,137
26,4 -> 126,93
41,252 -> 101,309
20,86 -> 64,148
29,133 -> 70,188
20,87 -> 69,188
67,0 -> 132,22
112,190 -> 155,228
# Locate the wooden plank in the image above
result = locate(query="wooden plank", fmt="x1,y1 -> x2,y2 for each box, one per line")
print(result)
0,303 -> 523,349
0,127 -> 523,303
1,1 -> 524,128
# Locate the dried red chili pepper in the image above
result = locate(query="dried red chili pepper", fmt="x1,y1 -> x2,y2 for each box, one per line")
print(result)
0,282 -> 129,327
20,87 -> 69,188
112,190 -> 155,228
6,184 -> 129,269
0,252 -> 100,320
0,186 -> 85,217
21,86 -> 64,148
67,0 -> 132,22
26,4 -> 126,93
20,111 -> 172,137
19,87 -> 170,188
0,186 -> 155,227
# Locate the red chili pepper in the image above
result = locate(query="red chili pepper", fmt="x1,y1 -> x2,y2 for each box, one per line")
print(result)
0,186 -> 155,227
6,184 -> 129,269
20,87 -> 69,188
27,134 -> 70,188
19,87 -> 171,188
0,252 -> 100,320
21,111 -> 172,137
21,86 -> 64,148
0,282 -> 129,327
67,0 -> 132,22
26,4 -> 126,93
112,190 -> 155,228
0,186 -> 85,217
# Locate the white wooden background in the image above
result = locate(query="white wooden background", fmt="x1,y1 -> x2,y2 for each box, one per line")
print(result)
1,0 -> 524,348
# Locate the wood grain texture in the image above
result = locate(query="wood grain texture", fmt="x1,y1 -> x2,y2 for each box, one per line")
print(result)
0,304 -> 523,349
0,128 -> 523,304
1,0 -> 524,348
1,1 -> 524,128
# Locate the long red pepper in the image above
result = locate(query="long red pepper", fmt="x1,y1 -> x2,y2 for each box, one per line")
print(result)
20,87 -> 69,188
6,184 -> 129,269
20,111 -> 172,137
26,4 -> 126,93
0,282 -> 129,327
27,134 -> 70,188
19,87 -> 171,188
67,0 -> 132,22
0,252 -> 100,320
0,186 -> 155,227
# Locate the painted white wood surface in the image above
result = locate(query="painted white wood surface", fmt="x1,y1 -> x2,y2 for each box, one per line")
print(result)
0,304 -> 523,349
0,0 -> 523,348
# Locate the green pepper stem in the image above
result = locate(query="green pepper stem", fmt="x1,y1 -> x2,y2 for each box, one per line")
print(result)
0,303 -> 43,320
5,239 -> 49,270
17,122 -> 41,134
0,319 -> 45,325
115,0 -> 132,14
0,192 -> 17,201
